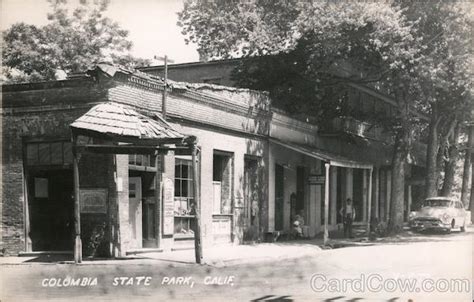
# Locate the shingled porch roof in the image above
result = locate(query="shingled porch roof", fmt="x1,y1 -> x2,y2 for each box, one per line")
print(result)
70,102 -> 187,144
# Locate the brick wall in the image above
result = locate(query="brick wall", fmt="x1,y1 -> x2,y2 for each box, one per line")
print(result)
1,81 -> 106,255
1,106 -> 90,255
1,162 -> 24,255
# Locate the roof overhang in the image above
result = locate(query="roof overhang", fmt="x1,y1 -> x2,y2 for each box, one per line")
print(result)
70,102 -> 191,147
270,138 -> 373,170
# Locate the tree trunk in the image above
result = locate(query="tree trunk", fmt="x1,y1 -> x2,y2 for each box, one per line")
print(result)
470,149 -> 474,223
388,130 -> 409,234
435,117 -> 458,195
388,87 -> 410,234
461,125 -> 472,206
440,122 -> 461,196
424,106 -> 440,198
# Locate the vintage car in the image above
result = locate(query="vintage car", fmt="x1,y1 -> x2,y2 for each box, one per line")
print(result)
409,197 -> 467,233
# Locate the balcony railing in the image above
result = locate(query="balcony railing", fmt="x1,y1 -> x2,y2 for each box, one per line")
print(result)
331,116 -> 386,141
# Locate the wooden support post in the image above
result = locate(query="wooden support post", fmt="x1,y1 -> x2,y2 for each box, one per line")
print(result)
374,167 -> 379,219
72,135 -> 82,263
367,168 -> 373,237
21,142 -> 32,252
323,163 -> 330,245
154,154 -> 161,248
362,169 -> 368,222
191,143 -> 203,263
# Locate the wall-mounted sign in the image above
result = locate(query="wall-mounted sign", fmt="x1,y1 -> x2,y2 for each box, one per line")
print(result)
308,175 -> 325,185
80,188 -> 108,213
163,178 -> 175,235
34,178 -> 49,198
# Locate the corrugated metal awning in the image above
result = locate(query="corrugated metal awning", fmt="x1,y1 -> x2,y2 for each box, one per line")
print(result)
70,102 -> 186,144
270,139 -> 373,170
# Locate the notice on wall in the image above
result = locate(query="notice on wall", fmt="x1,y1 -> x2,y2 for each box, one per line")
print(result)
34,178 -> 49,198
80,189 -> 108,213
308,175 -> 325,185
162,178 -> 175,235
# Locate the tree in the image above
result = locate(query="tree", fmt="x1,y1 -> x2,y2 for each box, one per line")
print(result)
179,0 -> 424,233
402,0 -> 473,199
461,117 -> 473,206
2,0 -> 150,83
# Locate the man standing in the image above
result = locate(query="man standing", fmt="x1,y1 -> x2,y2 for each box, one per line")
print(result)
339,198 -> 356,238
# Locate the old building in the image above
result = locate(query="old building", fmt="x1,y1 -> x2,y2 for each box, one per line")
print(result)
142,59 -> 428,229
1,62 -> 426,257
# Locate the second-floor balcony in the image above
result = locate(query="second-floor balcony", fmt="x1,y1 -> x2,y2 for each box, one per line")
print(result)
330,116 -> 389,142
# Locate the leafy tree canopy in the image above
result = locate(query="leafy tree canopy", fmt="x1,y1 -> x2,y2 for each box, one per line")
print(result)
2,0 -> 150,83
179,0 -> 472,128
179,1 -> 421,124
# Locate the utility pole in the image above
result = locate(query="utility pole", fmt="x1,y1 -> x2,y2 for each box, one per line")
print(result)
154,55 -> 175,120
191,140 -> 203,264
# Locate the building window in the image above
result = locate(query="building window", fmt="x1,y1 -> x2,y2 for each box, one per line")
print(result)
174,158 -> 194,216
174,157 -> 196,237
213,152 -> 232,214
26,141 -> 73,166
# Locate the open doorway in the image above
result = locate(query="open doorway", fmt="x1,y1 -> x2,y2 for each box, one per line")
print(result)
28,169 -> 74,251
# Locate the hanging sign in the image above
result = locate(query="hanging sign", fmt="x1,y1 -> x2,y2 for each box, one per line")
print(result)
308,175 -> 325,185
163,178 -> 175,235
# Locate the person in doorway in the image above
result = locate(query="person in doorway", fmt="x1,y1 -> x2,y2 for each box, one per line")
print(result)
251,192 -> 259,226
339,198 -> 356,238
292,210 -> 305,239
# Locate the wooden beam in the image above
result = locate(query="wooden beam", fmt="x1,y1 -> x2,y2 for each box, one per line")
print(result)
367,168 -> 373,237
154,155 -> 161,248
192,144 -> 203,264
71,127 -> 188,146
374,167 -> 379,219
21,140 -> 32,252
72,134 -> 82,263
73,144 -> 193,155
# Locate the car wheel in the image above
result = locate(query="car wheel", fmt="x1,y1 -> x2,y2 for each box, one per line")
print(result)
460,219 -> 466,232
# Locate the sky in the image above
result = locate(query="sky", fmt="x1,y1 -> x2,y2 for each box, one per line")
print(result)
1,0 -> 199,64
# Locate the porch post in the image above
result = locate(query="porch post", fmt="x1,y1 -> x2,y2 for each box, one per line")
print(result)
323,163 -> 330,245
72,134 -> 82,263
154,153 -> 161,248
191,142 -> 203,264
21,142 -> 32,252
362,169 -> 368,222
374,167 -> 379,219
367,168 -> 373,236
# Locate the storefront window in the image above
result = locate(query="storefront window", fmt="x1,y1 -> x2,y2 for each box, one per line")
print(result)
26,141 -> 72,166
174,158 -> 194,216
174,158 -> 195,237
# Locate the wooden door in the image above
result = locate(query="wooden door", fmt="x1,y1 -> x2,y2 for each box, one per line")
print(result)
128,177 -> 142,249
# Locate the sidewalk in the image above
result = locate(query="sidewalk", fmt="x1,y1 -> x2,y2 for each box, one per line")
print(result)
0,242 -> 323,267
136,242 -> 323,267
3,226 -> 466,267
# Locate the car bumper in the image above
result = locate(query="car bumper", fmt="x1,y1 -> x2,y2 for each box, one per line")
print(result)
410,221 -> 451,231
